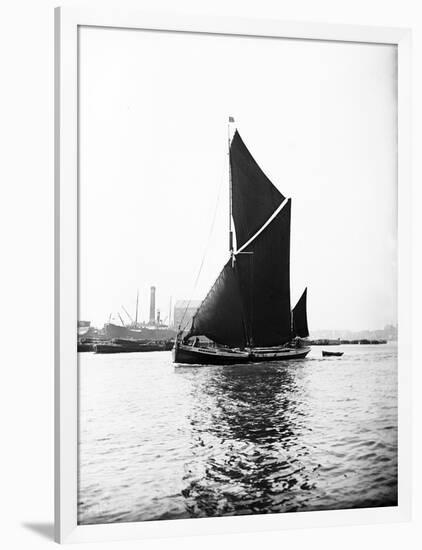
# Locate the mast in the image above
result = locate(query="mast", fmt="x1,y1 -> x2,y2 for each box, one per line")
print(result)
122,305 -> 134,324
135,290 -> 139,326
118,313 -> 125,327
228,116 -> 235,257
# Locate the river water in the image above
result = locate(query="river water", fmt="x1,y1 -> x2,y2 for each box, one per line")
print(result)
77,343 -> 397,524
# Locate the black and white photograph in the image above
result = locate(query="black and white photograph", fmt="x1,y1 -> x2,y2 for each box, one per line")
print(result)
77,25 -> 398,525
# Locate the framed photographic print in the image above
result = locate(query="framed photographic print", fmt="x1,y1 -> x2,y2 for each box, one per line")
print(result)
55,7 -> 411,544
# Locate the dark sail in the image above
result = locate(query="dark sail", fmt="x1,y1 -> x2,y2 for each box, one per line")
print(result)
292,288 -> 309,338
230,131 -> 285,249
236,200 -> 292,346
188,130 -> 294,349
188,261 -> 247,347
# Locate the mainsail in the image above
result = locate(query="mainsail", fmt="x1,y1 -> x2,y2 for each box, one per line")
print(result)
292,288 -> 309,338
236,200 -> 291,346
188,261 -> 247,347
188,129 -> 293,348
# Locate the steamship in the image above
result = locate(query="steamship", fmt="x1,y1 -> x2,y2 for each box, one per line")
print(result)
105,286 -> 176,341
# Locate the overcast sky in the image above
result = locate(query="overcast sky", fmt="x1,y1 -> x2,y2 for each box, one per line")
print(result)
78,26 -> 397,332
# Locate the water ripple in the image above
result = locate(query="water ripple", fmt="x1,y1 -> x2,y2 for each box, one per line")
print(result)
78,344 -> 397,524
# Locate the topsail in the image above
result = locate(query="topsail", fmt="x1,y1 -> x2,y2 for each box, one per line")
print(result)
230,131 -> 286,249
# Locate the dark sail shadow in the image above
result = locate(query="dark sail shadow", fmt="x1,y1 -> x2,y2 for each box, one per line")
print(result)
178,363 -> 318,518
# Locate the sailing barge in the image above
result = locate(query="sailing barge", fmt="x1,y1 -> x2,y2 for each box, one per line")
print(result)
173,120 -> 310,366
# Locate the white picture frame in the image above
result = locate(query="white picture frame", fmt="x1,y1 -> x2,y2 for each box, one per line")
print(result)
54,6 -> 412,544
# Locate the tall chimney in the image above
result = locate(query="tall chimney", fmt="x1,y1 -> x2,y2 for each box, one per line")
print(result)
149,286 -> 156,324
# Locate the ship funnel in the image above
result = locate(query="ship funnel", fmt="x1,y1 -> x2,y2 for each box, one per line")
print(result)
149,286 -> 156,324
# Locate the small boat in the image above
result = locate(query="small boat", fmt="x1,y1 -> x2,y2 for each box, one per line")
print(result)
94,343 -> 125,354
173,119 -> 311,366
322,350 -> 344,357
94,339 -> 174,354
77,341 -> 94,352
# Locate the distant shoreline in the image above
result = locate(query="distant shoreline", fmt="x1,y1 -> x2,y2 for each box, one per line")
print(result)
308,338 -> 391,346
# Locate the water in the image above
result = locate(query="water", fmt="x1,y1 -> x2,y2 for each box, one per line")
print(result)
78,344 -> 397,524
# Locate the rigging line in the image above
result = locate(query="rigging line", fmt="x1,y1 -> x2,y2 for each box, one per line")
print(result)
179,151 -> 226,331
235,197 -> 289,255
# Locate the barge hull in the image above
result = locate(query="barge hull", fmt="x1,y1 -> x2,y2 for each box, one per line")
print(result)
173,344 -> 250,365
173,344 -> 310,365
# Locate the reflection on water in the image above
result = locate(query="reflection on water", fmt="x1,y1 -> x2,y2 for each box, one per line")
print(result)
78,344 -> 397,524
181,364 -> 316,517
